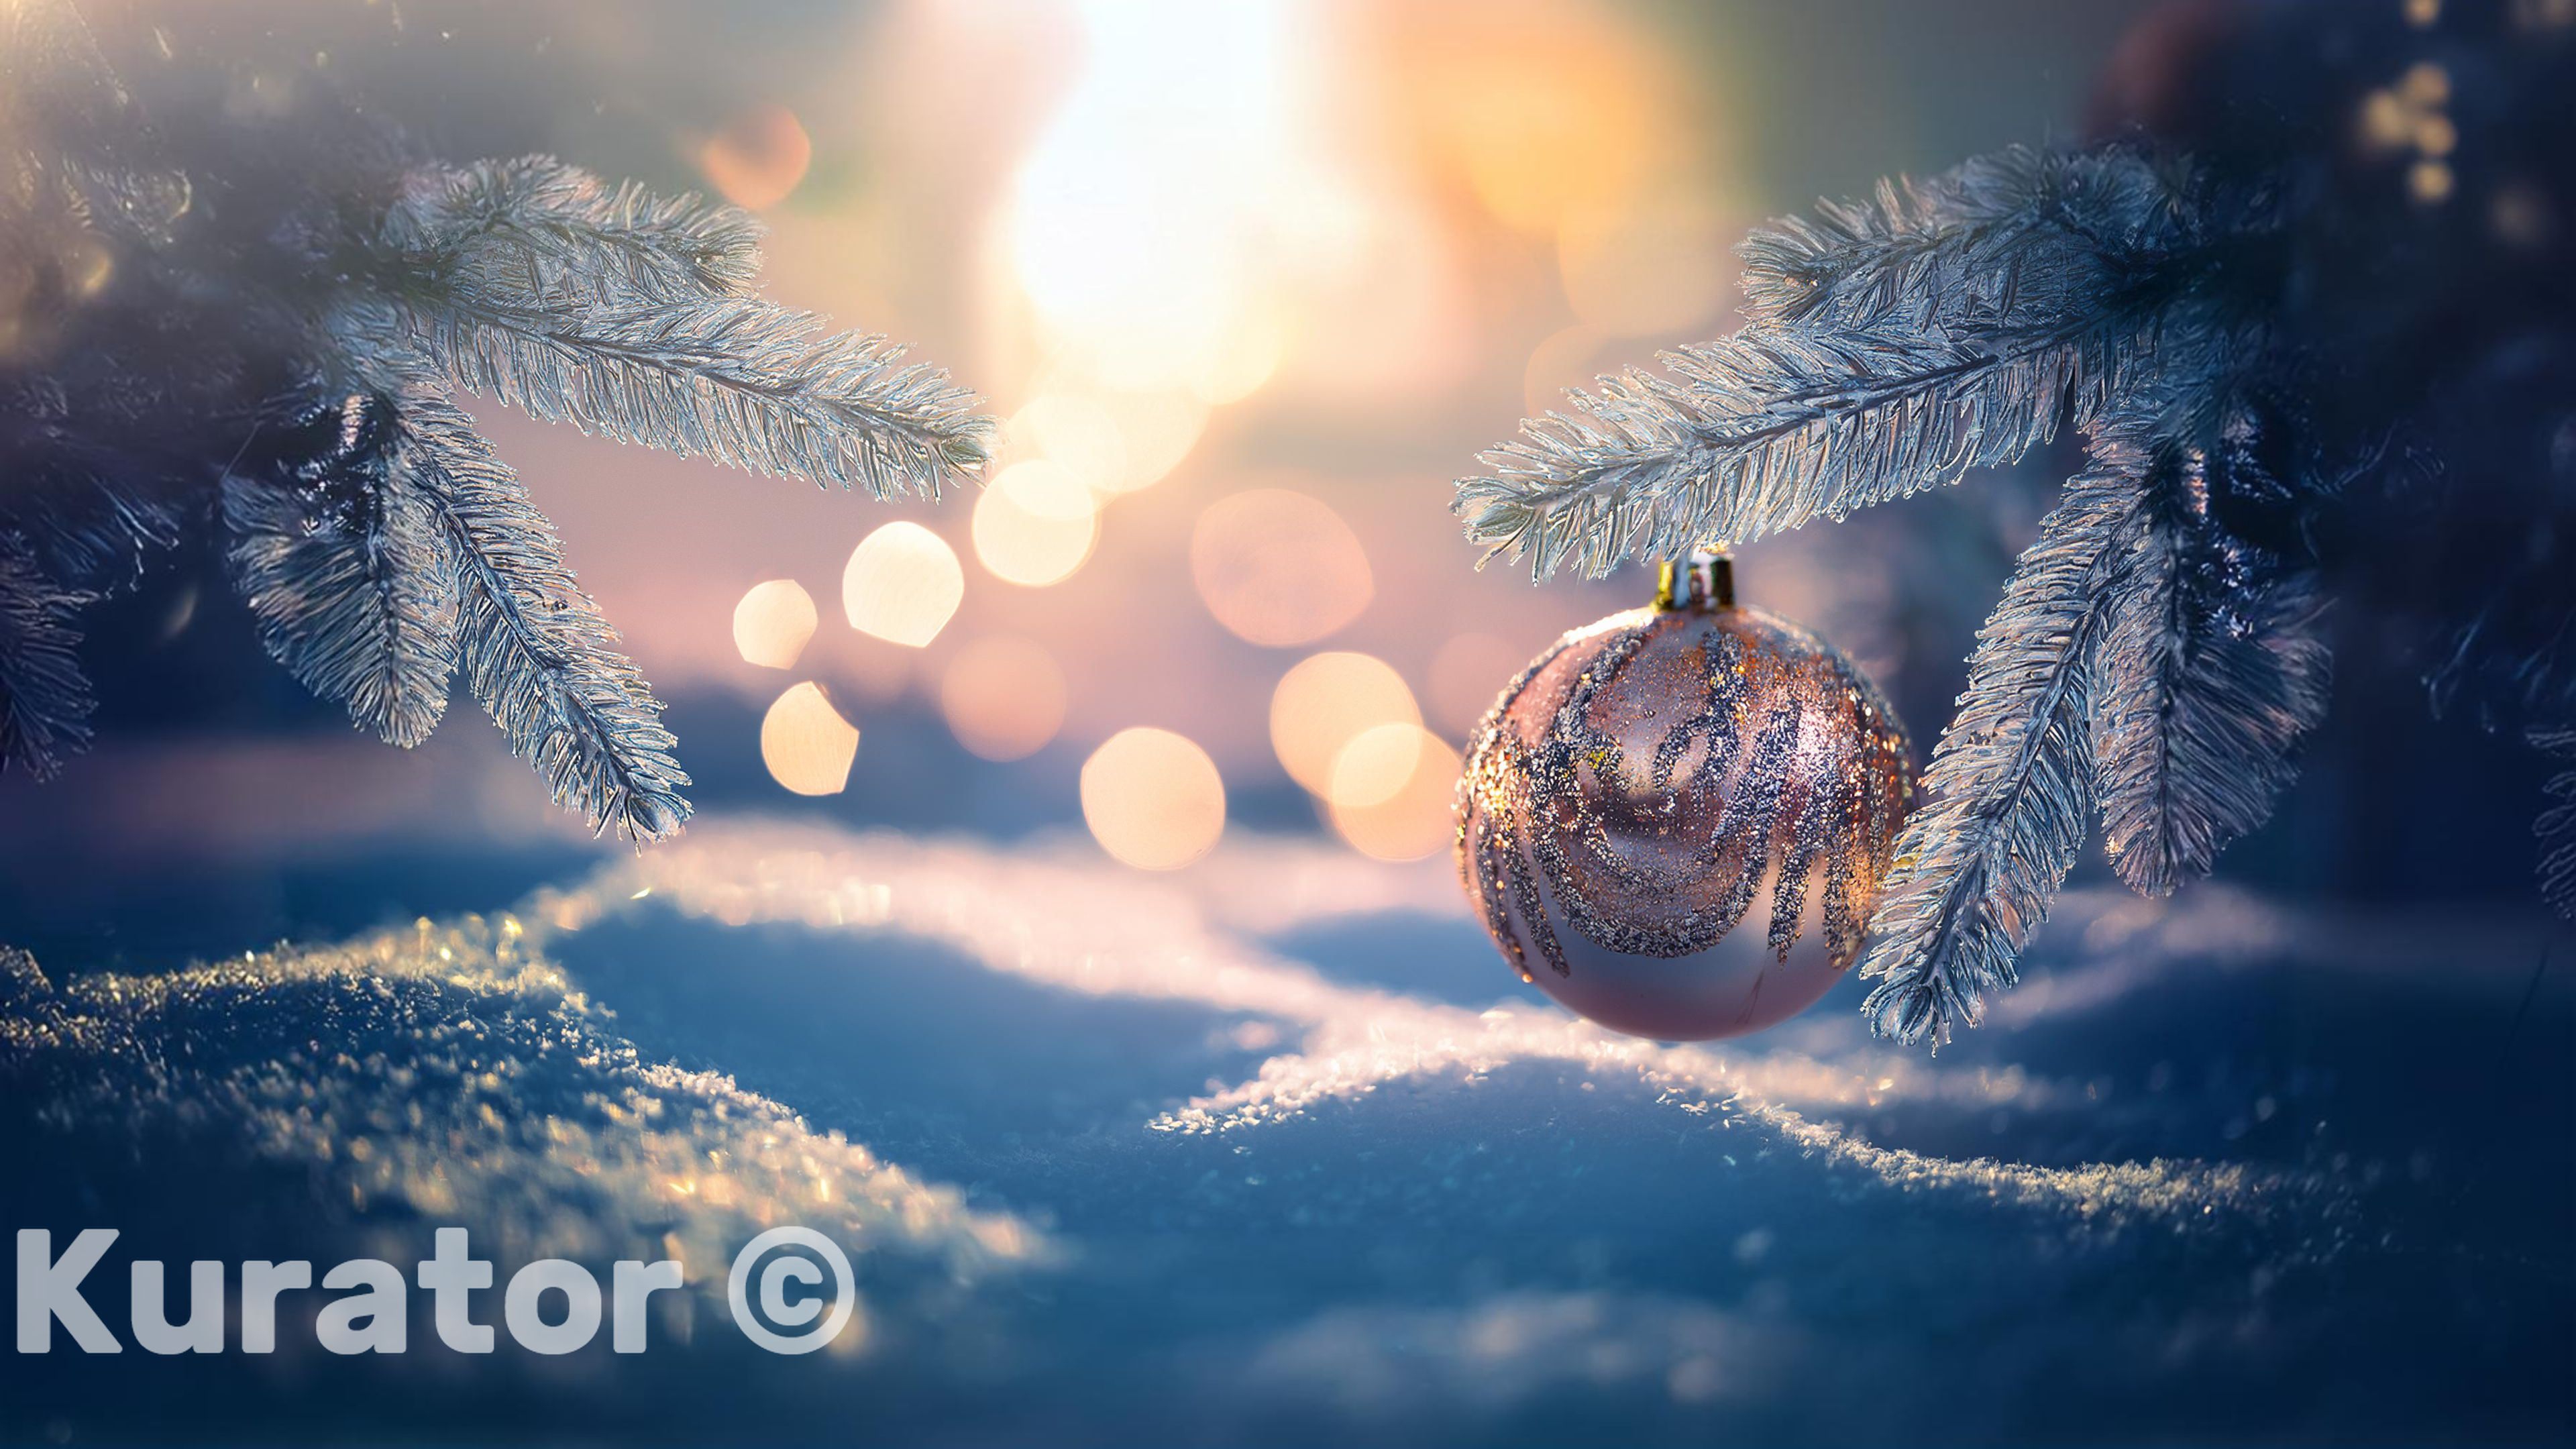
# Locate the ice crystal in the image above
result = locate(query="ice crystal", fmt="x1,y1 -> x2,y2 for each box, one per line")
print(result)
0,1 -> 994,837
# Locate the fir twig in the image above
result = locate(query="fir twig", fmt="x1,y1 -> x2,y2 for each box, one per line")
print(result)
2089,443 -> 2330,895
2536,727 -> 2576,922
1458,327 -> 2141,578
384,156 -> 765,305
222,396 -> 459,749
387,373 -> 692,841
1737,146 -> 2194,331
369,160 -> 996,501
396,292 -> 990,499
1457,147 -> 2195,580
0,531 -> 95,780
1856,424 -> 2153,1043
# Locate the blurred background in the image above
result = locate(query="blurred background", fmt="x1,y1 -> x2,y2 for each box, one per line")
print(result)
0,0 -> 2546,967
5,7 -> 2573,1445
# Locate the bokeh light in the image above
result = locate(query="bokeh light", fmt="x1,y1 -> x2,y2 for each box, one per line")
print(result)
843,521 -> 964,647
972,460 -> 1099,587
1191,488 -> 1373,647
1081,727 -> 1226,870
1326,726 -> 1462,863
698,101 -> 813,210
760,682 -> 860,796
1269,651 -> 1418,795
940,636 -> 1069,761
1002,1 -> 1363,400
1007,380 -> 1208,496
731,578 -> 818,669
1324,719 -> 1430,809
1391,9 -> 1679,237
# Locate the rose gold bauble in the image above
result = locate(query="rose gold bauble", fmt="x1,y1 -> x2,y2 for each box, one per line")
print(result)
1455,558 -> 1915,1041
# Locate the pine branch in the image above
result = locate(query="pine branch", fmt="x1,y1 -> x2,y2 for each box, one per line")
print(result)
1458,327 -> 2141,578
386,290 -> 991,500
1738,146 -> 2194,332
221,396 -> 458,749
384,372 -> 692,841
2090,445 -> 2330,895
1458,144 -> 2202,582
364,164 -> 995,499
10,476 -> 182,598
384,156 -> 765,305
2536,727 -> 2576,922
1857,433 -> 2153,1044
0,530 -> 94,780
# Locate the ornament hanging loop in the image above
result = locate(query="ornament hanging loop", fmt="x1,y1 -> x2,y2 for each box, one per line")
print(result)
1654,549 -> 1735,612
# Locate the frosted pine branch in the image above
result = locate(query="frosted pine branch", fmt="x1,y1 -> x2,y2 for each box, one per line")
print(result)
2,11 -> 1003,837
384,156 -> 765,305
222,395 -> 458,749
0,532 -> 93,780
2088,437 -> 2330,896
1856,425 -> 2155,1044
1456,147 -> 2199,580
1737,146 -> 2195,332
388,374 -> 692,842
1446,136 -> 2438,1044
1459,327 -> 2143,578
2538,728 -> 2576,922
386,290 -> 991,500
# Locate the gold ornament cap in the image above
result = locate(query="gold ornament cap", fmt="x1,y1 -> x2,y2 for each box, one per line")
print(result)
1654,551 -> 1735,612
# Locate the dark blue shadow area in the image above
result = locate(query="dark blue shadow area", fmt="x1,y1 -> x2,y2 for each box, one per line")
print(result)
948,1057 -> 2573,1447
0,842 -> 599,975
4,894 -> 2571,1446
551,913 -> 1279,1195
1839,929 -> 2576,1222
1260,908 -> 1548,1010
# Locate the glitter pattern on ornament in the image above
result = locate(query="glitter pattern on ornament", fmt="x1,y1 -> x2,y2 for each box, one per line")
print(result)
1458,557 -> 1915,1040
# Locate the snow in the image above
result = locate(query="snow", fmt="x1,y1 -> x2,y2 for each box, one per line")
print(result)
1,820 -> 2568,1444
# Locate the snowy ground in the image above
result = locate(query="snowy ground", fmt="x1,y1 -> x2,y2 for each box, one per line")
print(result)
2,820 -> 2569,1445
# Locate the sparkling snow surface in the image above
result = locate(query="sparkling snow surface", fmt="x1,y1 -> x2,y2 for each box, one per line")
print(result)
3,822 -> 2569,1444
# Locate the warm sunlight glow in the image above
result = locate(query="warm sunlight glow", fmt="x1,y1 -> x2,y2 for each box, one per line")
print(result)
1008,381 -> 1208,496
1395,11 -> 1676,237
1557,191 -> 1731,337
843,522 -> 964,647
1081,727 -> 1226,870
732,578 -> 818,669
973,460 -> 1099,587
1000,0 -> 1367,401
761,682 -> 859,796
940,636 -> 1069,761
1270,651 -> 1419,796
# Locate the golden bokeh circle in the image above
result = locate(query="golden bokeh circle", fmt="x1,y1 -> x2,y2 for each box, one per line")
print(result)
1191,489 -> 1373,647
1081,727 -> 1226,871
1269,651 -> 1419,794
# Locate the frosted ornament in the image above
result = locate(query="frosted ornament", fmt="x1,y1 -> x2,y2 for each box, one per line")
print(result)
1456,556 -> 1916,1040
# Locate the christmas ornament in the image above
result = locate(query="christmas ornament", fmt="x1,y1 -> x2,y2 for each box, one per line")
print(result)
1455,1 -> 2576,1042
1456,556 -> 1915,1040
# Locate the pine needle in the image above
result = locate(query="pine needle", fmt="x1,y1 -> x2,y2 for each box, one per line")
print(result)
390,375 -> 692,842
